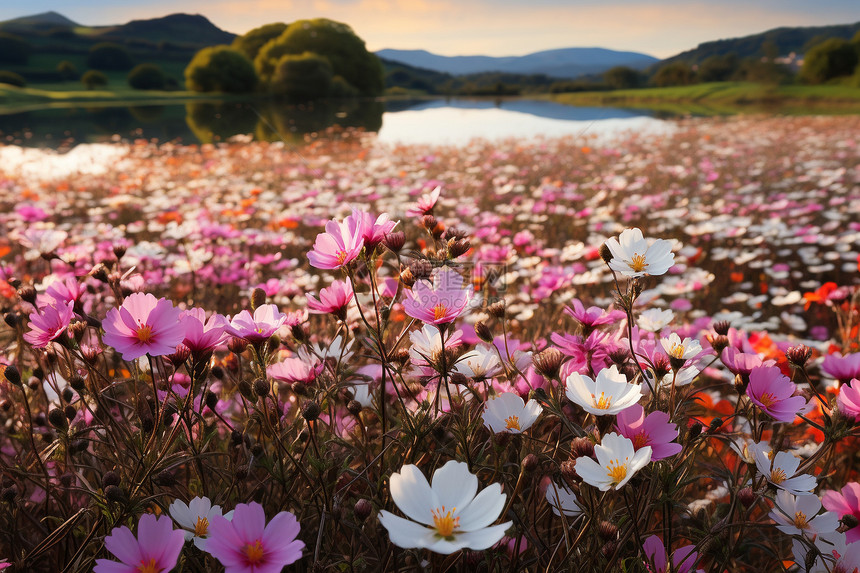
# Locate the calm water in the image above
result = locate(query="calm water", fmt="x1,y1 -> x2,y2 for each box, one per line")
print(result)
0,98 -> 672,148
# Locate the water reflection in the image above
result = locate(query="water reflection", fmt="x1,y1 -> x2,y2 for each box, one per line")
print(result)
0,97 -> 666,148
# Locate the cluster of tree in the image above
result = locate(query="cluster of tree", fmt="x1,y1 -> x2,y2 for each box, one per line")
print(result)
184,19 -> 385,100
799,32 -> 860,84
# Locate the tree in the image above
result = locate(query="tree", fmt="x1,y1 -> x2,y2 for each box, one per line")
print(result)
87,43 -> 133,71
0,33 -> 32,65
81,70 -> 108,90
128,63 -> 166,90
255,19 -> 384,96
185,46 -> 258,93
232,23 -> 288,61
270,52 -> 333,100
652,62 -> 696,87
56,60 -> 79,81
603,66 -> 641,89
800,38 -> 858,84
697,54 -> 739,82
0,71 -> 26,87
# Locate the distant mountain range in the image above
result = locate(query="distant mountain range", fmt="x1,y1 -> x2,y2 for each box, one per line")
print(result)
375,48 -> 658,79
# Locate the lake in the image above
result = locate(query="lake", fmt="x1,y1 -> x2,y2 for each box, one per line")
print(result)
0,97 -> 673,148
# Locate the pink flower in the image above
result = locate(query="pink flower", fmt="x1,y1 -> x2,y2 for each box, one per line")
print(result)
746,365 -> 807,423
23,300 -> 74,348
306,280 -> 353,320
823,482 -> 860,543
225,305 -> 287,345
206,501 -> 304,573
721,346 -> 772,377
402,267 -> 471,325
615,404 -> 682,461
102,293 -> 186,361
406,185 -> 441,217
307,211 -> 365,270
180,308 -> 228,357
822,352 -> 860,384
44,275 -> 85,307
93,513 -> 185,573
268,356 -> 324,385
643,535 -> 702,573
838,378 -> 860,421
564,299 -> 626,331
358,211 -> 397,250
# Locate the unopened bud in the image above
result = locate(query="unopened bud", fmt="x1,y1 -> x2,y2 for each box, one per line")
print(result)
205,391 -> 219,410
48,408 -> 68,431
4,365 -> 21,387
474,321 -> 493,344
91,263 -> 109,283
707,333 -> 729,355
487,300 -> 506,318
102,471 -> 121,488
301,400 -> 321,422
598,243 -> 613,265
533,347 -> 564,380
4,312 -> 18,328
167,344 -> 191,367
251,288 -> 267,310
560,460 -> 579,483
354,498 -> 373,522
737,486 -> 756,508
347,399 -> 363,416
598,520 -> 619,540
713,320 -> 730,336
383,231 -> 406,253
17,285 -> 37,305
522,453 -> 539,473
253,378 -> 270,398
228,337 -> 248,355
786,344 -> 812,368
447,238 -> 471,259
570,436 -> 595,459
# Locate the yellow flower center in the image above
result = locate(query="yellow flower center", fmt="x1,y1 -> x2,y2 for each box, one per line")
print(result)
433,303 -> 448,322
137,558 -> 159,573
337,250 -> 348,265
505,415 -> 521,431
629,253 -> 648,273
243,540 -> 265,565
135,324 -> 153,344
194,516 -> 209,537
606,461 -> 627,484
668,343 -> 686,359
794,511 -> 809,530
431,506 -> 460,538
595,392 -> 612,410
770,468 -> 787,485
632,431 -> 649,450
758,393 -> 776,408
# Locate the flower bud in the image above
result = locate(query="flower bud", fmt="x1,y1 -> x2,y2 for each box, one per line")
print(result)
301,400 -> 321,422
167,344 -> 191,367
533,347 -> 564,380
3,365 -> 21,387
347,399 -> 363,417
228,337 -> 248,355
383,231 -> 406,253
712,320 -> 730,336
102,471 -> 121,488
570,436 -> 595,459
409,259 -> 433,282
598,520 -> 619,540
48,408 -> 68,431
251,288 -> 267,310
90,263 -> 109,283
522,453 -> 539,473
786,344 -> 812,368
737,486 -> 756,508
447,238 -> 471,259
3,312 -> 18,328
706,333 -> 729,355
474,321 -> 493,344
205,390 -> 219,411
354,498 -> 373,522
560,460 -> 579,483
237,379 -> 255,400
16,285 -> 37,305
253,378 -> 270,398
487,300 -> 506,318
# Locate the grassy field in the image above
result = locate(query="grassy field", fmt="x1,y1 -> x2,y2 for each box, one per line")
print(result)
546,81 -> 860,114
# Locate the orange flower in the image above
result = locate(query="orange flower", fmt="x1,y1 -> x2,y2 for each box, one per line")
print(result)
803,282 -> 838,310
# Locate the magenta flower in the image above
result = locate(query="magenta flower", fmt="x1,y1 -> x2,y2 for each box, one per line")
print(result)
564,299 -> 626,331
306,280 -> 354,320
225,304 -> 287,345
307,211 -> 365,270
838,378 -> 860,421
358,211 -> 397,250
44,275 -> 85,307
93,513 -> 185,573
102,293 -> 186,361
822,352 -> 860,384
406,185 -> 441,217
268,355 -> 324,385
180,308 -> 228,356
23,300 -> 74,348
402,267 -> 471,325
206,501 -> 304,573
721,346 -> 772,377
642,535 -> 702,573
823,482 -> 860,543
746,365 -> 807,423
615,404 -> 682,461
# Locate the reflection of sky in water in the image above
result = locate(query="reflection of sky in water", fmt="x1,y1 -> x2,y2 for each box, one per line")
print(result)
377,102 -> 675,145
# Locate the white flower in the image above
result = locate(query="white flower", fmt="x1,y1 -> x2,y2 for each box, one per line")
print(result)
565,365 -> 642,416
455,345 -> 503,380
770,490 -> 838,537
378,461 -> 512,554
350,382 -> 373,408
637,308 -> 674,332
545,481 -> 581,518
482,392 -> 541,434
605,228 -> 674,278
169,496 -> 233,550
660,333 -> 702,361
730,438 -> 770,465
792,531 -> 860,573
575,433 -> 651,491
756,450 -> 816,495
409,324 -> 446,367
647,365 -> 700,391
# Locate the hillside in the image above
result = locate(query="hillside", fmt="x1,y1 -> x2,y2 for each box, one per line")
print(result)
661,21 -> 860,65
93,13 -> 236,47
0,11 -> 80,31
376,47 -> 658,79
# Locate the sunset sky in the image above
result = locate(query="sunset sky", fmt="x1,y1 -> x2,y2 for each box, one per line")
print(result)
1,0 -> 858,58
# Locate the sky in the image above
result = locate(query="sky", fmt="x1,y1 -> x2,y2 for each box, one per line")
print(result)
1,0 -> 858,58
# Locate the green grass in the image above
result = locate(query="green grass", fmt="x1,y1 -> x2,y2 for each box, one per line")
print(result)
546,82 -> 860,115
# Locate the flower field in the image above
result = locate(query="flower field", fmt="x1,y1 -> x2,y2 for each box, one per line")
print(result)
0,114 -> 859,572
